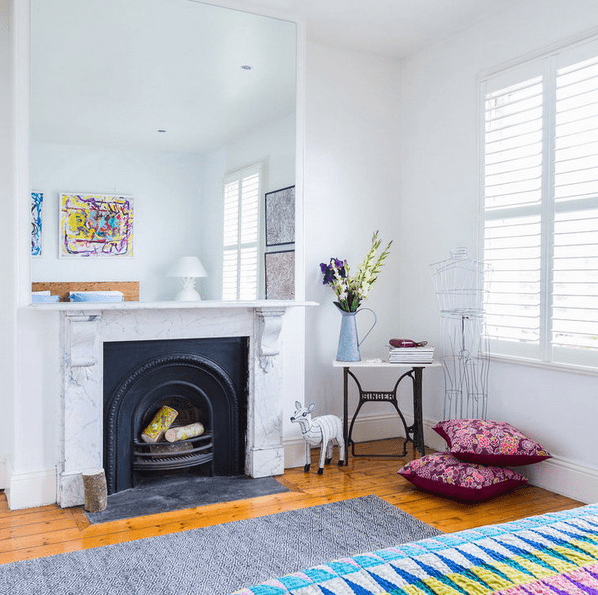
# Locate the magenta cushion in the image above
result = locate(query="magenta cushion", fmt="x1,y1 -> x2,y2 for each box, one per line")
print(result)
433,419 -> 551,466
398,452 -> 527,502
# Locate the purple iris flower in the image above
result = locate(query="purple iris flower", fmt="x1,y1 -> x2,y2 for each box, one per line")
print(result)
320,258 -> 346,285
334,259 -> 347,277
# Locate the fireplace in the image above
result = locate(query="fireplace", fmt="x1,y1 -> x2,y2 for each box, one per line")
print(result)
103,337 -> 248,494
57,305 -> 289,508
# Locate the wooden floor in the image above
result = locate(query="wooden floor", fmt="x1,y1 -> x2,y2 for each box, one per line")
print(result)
0,439 -> 582,566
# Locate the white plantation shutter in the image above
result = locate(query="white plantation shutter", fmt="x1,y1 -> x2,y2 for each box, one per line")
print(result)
484,214 -> 542,348
222,164 -> 263,300
553,208 -> 598,360
484,77 -> 543,210
483,76 -> 543,355
482,37 -> 598,368
552,52 -> 598,364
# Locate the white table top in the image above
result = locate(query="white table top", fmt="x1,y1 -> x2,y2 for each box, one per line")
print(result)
332,359 -> 441,369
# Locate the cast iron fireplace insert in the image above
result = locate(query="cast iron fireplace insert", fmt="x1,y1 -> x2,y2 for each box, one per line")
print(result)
103,337 -> 248,494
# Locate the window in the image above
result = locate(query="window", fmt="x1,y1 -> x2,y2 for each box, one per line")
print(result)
481,37 -> 598,369
222,163 -> 264,301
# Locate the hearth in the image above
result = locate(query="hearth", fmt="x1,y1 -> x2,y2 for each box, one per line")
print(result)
86,474 -> 290,523
103,337 -> 248,494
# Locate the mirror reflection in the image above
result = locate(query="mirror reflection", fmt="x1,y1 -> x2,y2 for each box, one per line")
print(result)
30,0 -> 297,302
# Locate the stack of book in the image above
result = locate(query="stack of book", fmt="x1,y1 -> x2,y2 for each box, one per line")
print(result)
388,344 -> 435,364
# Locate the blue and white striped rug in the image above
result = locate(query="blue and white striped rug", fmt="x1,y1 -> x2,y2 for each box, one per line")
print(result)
1,495 -> 440,595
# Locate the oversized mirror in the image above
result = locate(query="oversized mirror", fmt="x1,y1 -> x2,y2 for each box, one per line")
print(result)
29,0 -> 297,302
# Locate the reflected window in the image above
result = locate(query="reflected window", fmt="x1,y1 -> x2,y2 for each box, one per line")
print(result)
222,163 -> 264,300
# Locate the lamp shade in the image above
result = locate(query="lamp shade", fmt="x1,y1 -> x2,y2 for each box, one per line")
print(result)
167,256 -> 208,301
167,256 -> 208,279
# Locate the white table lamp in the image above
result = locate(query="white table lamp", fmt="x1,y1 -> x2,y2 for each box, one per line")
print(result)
168,256 -> 208,301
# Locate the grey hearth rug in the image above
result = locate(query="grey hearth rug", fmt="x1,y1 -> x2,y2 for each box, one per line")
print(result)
2,494 -> 441,595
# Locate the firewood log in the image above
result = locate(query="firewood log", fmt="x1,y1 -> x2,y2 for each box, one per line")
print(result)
165,422 -> 205,442
82,468 -> 107,513
141,405 -> 178,443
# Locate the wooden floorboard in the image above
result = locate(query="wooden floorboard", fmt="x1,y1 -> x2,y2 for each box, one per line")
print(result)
0,439 -> 582,565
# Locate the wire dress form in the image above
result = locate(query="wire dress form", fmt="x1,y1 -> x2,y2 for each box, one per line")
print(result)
431,247 -> 492,420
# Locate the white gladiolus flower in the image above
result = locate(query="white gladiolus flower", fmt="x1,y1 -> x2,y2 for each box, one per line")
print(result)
319,231 -> 392,311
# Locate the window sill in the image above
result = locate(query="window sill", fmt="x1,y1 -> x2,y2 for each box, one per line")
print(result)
489,353 -> 598,377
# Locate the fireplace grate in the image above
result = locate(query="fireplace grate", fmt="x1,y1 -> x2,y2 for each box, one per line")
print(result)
132,433 -> 214,473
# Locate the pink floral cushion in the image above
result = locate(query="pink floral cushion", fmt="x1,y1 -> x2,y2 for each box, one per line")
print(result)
398,452 -> 527,502
433,419 -> 551,466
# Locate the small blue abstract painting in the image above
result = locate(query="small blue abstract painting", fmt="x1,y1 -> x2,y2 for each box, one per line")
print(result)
31,191 -> 43,256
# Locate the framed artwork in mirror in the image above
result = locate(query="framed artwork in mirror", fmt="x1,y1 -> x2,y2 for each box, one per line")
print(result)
265,249 -> 295,299
31,191 -> 43,257
265,185 -> 295,247
59,193 -> 134,257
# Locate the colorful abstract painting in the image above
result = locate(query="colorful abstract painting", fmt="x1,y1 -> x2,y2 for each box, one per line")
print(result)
59,193 -> 134,257
31,192 -> 43,256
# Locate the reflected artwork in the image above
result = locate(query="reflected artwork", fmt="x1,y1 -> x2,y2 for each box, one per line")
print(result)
31,191 -> 43,256
59,193 -> 134,257
265,186 -> 295,247
265,249 -> 295,299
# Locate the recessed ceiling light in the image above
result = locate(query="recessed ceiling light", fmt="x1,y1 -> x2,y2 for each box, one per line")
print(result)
240,65 -> 253,70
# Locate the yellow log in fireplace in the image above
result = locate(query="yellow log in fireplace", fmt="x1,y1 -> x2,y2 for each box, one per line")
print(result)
141,406 -> 178,443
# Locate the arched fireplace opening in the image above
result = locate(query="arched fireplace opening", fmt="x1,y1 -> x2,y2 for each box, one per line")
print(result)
103,338 -> 248,495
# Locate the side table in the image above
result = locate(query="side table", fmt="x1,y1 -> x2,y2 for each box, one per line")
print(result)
332,360 -> 440,462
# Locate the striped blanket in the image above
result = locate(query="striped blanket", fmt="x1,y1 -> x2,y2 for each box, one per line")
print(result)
233,503 -> 598,595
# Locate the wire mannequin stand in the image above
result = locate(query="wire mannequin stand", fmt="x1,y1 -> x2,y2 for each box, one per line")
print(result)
431,247 -> 492,419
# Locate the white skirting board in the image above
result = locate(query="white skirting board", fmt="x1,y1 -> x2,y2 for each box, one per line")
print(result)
515,456 -> 598,505
4,465 -> 57,510
0,456 -> 6,490
283,412 -> 598,505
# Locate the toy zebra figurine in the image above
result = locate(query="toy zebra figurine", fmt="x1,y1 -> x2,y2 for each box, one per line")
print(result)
290,401 -> 345,474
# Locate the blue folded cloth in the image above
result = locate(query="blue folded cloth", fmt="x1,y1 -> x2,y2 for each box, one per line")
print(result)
31,294 -> 60,303
69,291 -> 124,303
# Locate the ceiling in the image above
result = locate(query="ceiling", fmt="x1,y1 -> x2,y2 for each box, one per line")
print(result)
30,0 -> 524,154
209,0 -> 525,59
30,0 -> 297,153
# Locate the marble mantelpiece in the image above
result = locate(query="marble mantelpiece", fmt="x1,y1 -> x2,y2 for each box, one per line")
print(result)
52,302 -> 311,508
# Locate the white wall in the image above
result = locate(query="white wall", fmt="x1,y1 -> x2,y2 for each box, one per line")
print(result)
0,0 -> 18,490
225,113 -> 296,191
397,0 -> 598,502
298,41 -> 406,457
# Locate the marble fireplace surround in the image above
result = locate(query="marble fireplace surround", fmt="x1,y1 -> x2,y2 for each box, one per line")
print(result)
57,301 -> 302,508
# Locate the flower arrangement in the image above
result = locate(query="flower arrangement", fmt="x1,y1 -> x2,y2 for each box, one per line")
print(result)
319,231 -> 392,312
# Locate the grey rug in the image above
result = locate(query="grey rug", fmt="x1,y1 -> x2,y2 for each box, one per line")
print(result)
87,474 -> 290,523
2,495 -> 441,595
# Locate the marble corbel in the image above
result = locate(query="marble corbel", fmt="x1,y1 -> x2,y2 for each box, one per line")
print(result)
255,308 -> 286,372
